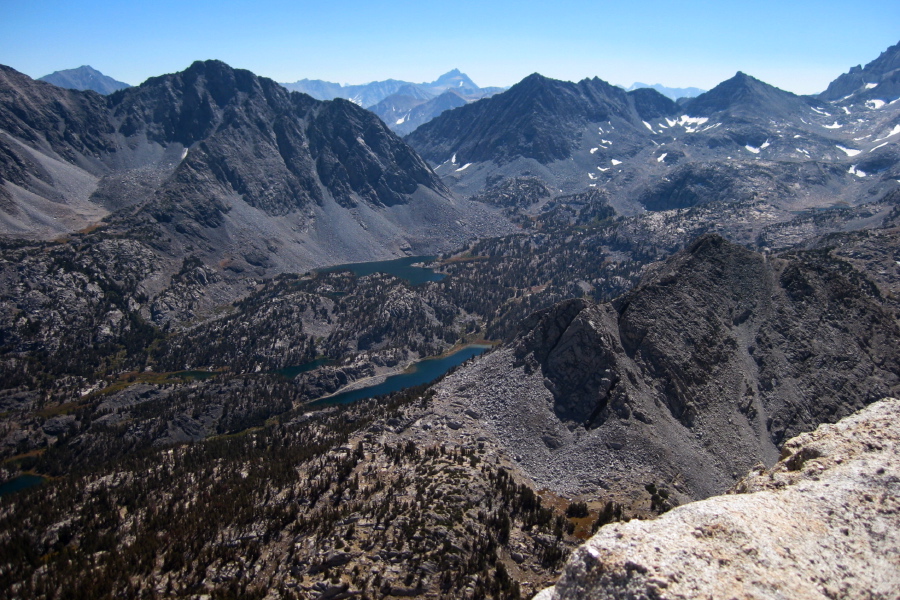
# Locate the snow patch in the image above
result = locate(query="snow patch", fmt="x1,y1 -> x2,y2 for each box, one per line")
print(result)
874,125 -> 900,141
836,145 -> 861,157
395,114 -> 408,125
842,106 -> 851,115
675,115 -> 709,133
181,148 -> 188,160
588,173 -> 597,180
597,167 -> 609,172
590,147 -> 599,154
865,82 -> 879,89
611,159 -> 622,165
455,163 -> 472,172
870,142 -> 889,152
643,121 -> 655,133
760,140 -> 770,149
823,121 -> 842,129
745,145 -> 761,154
867,99 -> 886,109
657,153 -> 667,163
848,165 -> 867,178
810,106 -> 831,116
451,153 -> 457,164
600,139 -> 612,145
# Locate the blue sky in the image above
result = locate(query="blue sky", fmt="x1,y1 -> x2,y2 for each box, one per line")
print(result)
1,0 -> 898,94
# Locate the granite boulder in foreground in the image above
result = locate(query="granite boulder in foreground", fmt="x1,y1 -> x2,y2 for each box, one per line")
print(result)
536,397 -> 900,600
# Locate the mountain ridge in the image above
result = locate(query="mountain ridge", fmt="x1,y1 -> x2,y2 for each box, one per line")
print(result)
0,60 -> 511,270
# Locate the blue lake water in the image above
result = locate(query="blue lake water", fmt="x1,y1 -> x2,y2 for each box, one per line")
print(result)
0,474 -> 46,497
316,255 -> 445,286
276,357 -> 339,379
309,344 -> 490,407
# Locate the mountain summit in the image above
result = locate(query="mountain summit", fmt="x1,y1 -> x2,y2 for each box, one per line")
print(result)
38,65 -> 130,95
406,73 -> 677,165
681,71 -> 820,120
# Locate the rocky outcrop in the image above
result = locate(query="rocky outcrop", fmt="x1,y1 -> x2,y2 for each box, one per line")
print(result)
426,233 -> 900,501
536,397 -> 900,600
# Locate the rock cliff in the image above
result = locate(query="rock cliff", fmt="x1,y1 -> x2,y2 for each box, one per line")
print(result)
536,397 -> 900,600
422,233 -> 900,501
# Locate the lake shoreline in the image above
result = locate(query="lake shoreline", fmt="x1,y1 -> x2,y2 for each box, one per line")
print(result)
303,343 -> 493,407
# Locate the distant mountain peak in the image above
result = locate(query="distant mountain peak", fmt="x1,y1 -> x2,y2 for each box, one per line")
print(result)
429,69 -> 479,90
39,65 -> 130,95
627,81 -> 706,100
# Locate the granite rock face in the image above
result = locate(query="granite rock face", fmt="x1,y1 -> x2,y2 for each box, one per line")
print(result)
537,397 -> 900,600
427,233 -> 900,501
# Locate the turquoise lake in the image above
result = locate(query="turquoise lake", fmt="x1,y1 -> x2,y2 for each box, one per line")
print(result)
316,255 -> 445,285
309,344 -> 490,407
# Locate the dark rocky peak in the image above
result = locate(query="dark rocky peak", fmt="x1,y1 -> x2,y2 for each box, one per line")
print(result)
683,71 -> 821,120
306,98 -> 449,206
820,40 -> 900,101
102,60 -> 447,216
111,60 -> 290,146
405,72 -> 649,165
38,65 -> 130,95
626,86 -> 680,120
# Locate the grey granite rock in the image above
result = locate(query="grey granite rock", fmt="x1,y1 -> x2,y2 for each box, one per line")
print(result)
536,397 -> 900,600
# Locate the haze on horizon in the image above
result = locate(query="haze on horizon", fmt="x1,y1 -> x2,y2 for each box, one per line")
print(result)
1,0 -> 898,96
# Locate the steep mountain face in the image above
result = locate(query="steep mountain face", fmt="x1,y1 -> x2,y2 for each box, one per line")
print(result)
0,60 -> 510,271
422,233 -> 900,502
820,40 -> 900,101
38,65 -> 130,95
538,398 -> 900,600
406,73 -> 678,166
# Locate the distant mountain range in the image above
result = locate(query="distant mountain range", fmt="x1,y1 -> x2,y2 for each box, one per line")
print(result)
38,65 -> 130,94
281,69 -> 505,134
626,82 -> 705,100
406,50 -> 900,215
